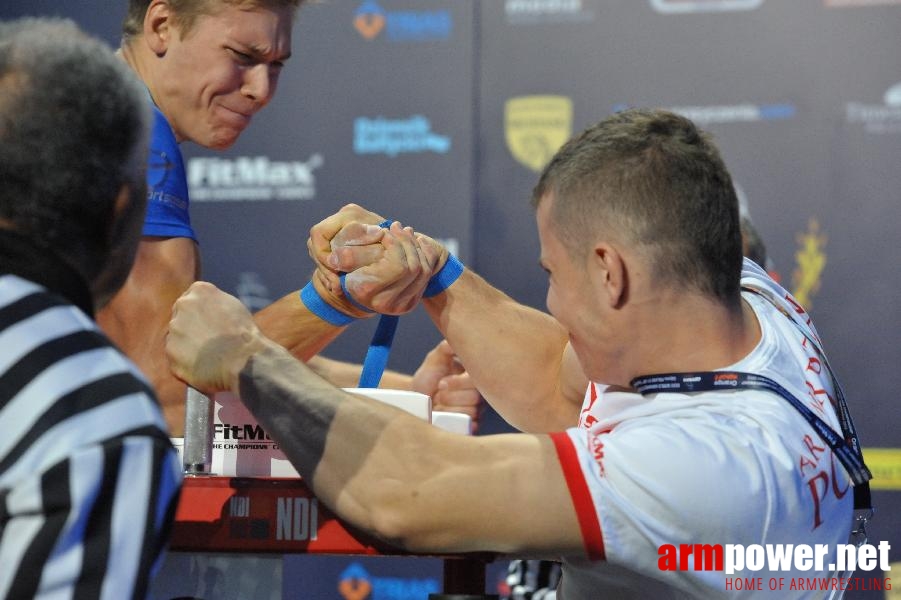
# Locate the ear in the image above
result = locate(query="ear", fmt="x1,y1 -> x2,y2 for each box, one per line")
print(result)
106,184 -> 143,244
144,0 -> 176,56
591,243 -> 627,308
91,184 -> 145,310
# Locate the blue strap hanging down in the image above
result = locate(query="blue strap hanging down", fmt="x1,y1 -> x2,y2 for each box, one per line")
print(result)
356,218 -> 397,388
341,217 -> 463,388
357,314 -> 399,388
336,272 -> 397,388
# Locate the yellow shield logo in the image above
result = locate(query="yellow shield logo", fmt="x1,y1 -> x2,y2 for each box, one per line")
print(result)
505,95 -> 573,172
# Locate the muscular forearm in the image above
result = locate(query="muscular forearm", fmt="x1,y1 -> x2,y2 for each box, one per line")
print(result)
310,218 -> 579,429
253,291 -> 346,361
235,340 -> 581,556
254,271 -> 381,362
165,282 -> 584,556
253,281 -> 420,391
235,341 -> 435,546
423,270 -> 578,431
236,340 -> 583,555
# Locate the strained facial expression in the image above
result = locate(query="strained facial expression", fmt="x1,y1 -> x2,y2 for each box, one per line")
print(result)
537,194 -> 623,384
155,2 -> 293,149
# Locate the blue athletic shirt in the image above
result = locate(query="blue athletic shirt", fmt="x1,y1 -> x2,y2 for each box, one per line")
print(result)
143,103 -> 197,241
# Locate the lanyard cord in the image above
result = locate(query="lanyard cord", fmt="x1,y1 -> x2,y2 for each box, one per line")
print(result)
630,289 -> 872,510
630,372 -> 872,500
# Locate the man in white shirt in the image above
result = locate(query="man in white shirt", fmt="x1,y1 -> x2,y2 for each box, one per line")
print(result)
166,108 -> 863,598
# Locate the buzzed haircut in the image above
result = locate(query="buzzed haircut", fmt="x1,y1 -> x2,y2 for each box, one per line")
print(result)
533,108 -> 743,303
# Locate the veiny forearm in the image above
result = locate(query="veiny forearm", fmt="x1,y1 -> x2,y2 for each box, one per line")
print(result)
423,270 -> 576,432
235,341 -> 581,556
238,344 -> 341,478
252,291 -> 348,361
166,281 -> 585,557
235,342 -> 432,543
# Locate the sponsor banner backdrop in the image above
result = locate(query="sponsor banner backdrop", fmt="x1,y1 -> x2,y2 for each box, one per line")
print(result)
2,0 -> 900,594
475,0 -> 901,580
183,0 -> 476,376
281,555 -> 511,600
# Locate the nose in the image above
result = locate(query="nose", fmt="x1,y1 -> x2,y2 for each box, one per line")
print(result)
241,64 -> 277,106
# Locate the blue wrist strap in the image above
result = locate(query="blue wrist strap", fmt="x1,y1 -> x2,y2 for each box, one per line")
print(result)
424,253 -> 464,297
299,218 -> 393,327
356,255 -> 461,386
299,281 -> 357,327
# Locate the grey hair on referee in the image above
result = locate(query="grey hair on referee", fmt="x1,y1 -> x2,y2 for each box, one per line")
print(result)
0,17 -> 150,307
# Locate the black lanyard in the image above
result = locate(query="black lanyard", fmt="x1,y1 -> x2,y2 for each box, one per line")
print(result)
630,371 -> 872,510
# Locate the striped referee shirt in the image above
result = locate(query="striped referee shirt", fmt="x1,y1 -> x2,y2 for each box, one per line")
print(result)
0,230 -> 182,599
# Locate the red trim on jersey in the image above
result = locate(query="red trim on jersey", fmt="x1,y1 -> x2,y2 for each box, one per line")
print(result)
550,432 -> 605,561
579,383 -> 600,428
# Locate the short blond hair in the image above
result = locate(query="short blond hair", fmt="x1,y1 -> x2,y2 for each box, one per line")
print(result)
122,0 -> 304,41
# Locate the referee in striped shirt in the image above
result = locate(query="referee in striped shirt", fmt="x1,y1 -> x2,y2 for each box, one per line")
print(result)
0,18 -> 182,599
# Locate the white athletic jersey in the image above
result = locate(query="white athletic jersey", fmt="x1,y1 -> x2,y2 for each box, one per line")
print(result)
552,260 -> 855,599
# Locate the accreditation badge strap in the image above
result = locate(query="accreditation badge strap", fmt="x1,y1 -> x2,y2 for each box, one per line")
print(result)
630,371 -> 872,509
741,284 -> 866,470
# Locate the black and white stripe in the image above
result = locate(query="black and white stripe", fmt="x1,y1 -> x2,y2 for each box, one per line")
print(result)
0,275 -> 181,600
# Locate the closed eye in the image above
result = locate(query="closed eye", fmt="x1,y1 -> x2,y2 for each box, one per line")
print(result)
227,47 -> 256,65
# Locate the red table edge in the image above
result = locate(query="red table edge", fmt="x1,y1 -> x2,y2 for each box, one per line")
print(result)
171,475 -> 494,595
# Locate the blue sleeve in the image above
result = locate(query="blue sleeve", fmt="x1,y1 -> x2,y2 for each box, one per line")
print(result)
144,105 -> 197,242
